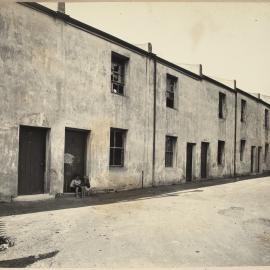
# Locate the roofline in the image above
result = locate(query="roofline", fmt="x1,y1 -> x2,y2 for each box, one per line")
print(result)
18,2 -> 270,108
202,75 -> 235,93
19,2 -> 203,81
237,88 -> 270,108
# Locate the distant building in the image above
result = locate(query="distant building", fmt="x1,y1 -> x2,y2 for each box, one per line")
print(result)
0,3 -> 269,201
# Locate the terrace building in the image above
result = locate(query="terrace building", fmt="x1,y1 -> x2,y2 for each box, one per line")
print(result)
0,3 -> 269,201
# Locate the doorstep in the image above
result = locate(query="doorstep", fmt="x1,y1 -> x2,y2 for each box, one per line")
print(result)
12,194 -> 55,202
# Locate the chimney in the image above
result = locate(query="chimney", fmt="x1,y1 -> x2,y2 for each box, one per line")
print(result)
58,2 -> 65,13
199,64 -> 202,76
234,80 -> 237,90
148,42 -> 152,53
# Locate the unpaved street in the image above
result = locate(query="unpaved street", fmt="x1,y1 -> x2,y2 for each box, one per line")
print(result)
1,177 -> 270,267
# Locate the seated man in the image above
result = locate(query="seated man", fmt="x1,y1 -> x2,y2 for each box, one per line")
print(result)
70,175 -> 82,198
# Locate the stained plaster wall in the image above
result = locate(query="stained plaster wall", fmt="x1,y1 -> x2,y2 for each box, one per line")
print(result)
154,63 -> 236,185
235,92 -> 270,175
0,3 -> 154,201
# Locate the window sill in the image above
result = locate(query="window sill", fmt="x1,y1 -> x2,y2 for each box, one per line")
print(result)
166,106 -> 178,112
111,92 -> 126,97
109,166 -> 127,171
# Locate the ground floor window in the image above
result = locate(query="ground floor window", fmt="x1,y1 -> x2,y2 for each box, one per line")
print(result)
217,140 -> 225,165
165,136 -> 177,167
109,128 -> 126,167
240,139 -> 246,161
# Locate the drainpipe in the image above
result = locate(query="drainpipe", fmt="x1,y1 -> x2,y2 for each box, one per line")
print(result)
234,80 -> 237,177
148,44 -> 157,187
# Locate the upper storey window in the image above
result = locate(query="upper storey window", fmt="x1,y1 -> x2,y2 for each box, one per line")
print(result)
265,109 -> 269,129
111,52 -> 128,95
240,99 -> 247,122
166,74 -> 177,109
218,92 -> 226,119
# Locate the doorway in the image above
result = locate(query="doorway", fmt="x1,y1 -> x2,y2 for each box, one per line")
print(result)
201,142 -> 209,179
257,146 -> 262,173
64,128 -> 88,192
18,126 -> 47,195
251,146 -> 256,173
186,143 -> 195,182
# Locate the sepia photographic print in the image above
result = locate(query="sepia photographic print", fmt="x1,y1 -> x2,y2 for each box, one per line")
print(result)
0,0 -> 270,268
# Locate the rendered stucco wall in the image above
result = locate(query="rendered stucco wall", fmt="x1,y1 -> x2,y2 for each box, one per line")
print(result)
0,4 -> 154,201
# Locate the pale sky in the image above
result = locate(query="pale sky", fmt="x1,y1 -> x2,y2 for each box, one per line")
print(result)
41,2 -> 270,96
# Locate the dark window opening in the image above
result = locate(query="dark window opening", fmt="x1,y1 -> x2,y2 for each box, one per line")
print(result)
219,92 -> 226,119
111,52 -> 128,95
265,109 -> 269,129
240,139 -> 246,161
109,128 -> 126,167
166,74 -> 177,108
241,99 -> 246,122
165,136 -> 177,167
265,143 -> 269,163
217,140 -> 225,165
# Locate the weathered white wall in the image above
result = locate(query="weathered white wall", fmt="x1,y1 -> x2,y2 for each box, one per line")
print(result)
155,63 -> 236,185
0,3 -> 154,201
235,92 -> 270,175
0,3 -> 269,201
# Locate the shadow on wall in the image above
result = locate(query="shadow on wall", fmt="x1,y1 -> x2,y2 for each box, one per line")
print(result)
0,173 -> 269,218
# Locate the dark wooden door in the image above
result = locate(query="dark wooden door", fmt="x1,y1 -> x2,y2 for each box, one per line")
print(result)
64,129 -> 87,192
18,126 -> 47,195
251,146 -> 256,173
257,146 -> 262,173
186,143 -> 194,182
201,142 -> 209,179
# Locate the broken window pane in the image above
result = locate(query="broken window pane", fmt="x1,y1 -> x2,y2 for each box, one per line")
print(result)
111,52 -> 128,95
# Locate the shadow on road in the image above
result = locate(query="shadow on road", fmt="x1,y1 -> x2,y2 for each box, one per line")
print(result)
0,250 -> 59,267
0,174 -> 269,217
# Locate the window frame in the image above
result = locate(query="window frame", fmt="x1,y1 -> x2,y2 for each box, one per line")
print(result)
240,139 -> 246,161
217,140 -> 225,165
240,99 -> 247,123
109,128 -> 127,167
111,52 -> 129,96
265,109 -> 269,129
165,136 -> 177,167
218,92 -> 226,119
166,74 -> 177,109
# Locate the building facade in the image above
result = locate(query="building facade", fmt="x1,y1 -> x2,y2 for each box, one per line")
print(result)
0,3 -> 269,201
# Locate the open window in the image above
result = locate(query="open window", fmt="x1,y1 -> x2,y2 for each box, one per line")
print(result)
111,52 -> 128,95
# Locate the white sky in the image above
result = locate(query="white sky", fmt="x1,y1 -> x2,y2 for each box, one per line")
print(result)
41,2 -> 270,96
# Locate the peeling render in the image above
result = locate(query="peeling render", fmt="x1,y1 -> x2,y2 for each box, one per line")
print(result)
0,3 -> 269,201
